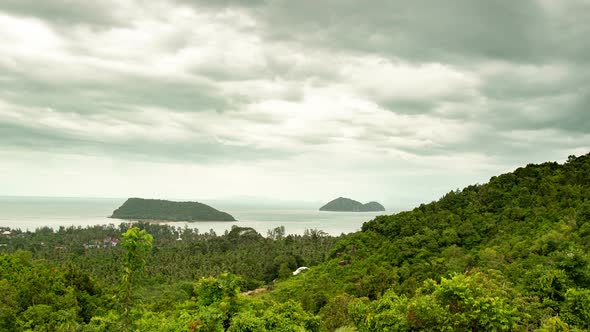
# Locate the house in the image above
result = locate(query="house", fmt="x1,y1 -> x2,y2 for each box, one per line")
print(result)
103,237 -> 120,247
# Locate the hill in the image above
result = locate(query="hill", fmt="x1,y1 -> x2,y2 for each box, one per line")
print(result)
1,153 -> 589,331
111,197 -> 236,221
272,153 -> 590,330
319,197 -> 386,212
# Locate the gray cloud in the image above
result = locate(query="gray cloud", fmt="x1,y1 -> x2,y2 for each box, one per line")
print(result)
0,117 -> 290,165
257,0 -> 590,64
0,0 -> 126,27
0,0 -> 588,200
0,60 -> 232,114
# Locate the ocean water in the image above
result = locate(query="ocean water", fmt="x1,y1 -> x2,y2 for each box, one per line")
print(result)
0,197 -> 391,235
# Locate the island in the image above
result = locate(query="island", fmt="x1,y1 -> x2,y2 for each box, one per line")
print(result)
110,198 -> 236,221
319,197 -> 385,212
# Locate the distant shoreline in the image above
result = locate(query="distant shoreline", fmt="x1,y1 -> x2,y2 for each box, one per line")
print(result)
109,217 -> 238,223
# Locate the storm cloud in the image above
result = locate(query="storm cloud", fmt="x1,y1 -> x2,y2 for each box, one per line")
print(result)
0,0 -> 588,206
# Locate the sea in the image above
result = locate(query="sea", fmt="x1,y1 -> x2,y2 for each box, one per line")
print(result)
0,196 -> 393,236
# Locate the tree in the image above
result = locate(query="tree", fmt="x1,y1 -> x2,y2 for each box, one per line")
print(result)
121,227 -> 153,330
561,288 -> 590,329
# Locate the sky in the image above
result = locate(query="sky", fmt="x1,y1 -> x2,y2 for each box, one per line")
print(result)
0,0 -> 589,209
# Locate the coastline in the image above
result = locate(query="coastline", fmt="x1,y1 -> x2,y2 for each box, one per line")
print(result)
108,216 -> 237,223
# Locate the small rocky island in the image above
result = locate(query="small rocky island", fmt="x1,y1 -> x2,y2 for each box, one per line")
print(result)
319,197 -> 385,212
111,198 -> 236,222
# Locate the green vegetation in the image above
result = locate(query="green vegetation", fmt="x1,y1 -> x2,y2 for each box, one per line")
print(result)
319,197 -> 385,212
111,198 -> 236,221
120,227 -> 153,330
272,153 -> 590,330
0,153 -> 589,331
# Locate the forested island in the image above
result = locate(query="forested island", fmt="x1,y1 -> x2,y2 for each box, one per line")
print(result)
1,153 -> 589,331
111,197 -> 236,221
319,197 -> 386,212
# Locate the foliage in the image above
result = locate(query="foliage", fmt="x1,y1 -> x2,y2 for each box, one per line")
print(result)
320,197 -> 385,212
561,288 -> 590,328
121,226 -> 153,330
111,197 -> 235,221
270,153 -> 590,330
0,153 -> 589,331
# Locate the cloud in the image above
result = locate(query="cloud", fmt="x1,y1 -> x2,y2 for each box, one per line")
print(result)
0,0 -> 126,27
238,0 -> 590,64
0,0 -> 588,203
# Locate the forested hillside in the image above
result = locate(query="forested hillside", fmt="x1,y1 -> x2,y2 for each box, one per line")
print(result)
319,197 -> 385,212
271,153 -> 590,330
111,198 -> 236,221
0,153 -> 589,331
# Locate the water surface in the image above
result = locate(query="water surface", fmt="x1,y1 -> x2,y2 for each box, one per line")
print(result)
0,196 -> 391,235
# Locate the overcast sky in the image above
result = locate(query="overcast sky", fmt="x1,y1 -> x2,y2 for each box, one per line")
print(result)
0,0 -> 589,208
